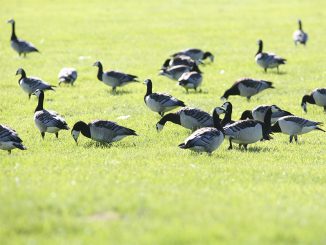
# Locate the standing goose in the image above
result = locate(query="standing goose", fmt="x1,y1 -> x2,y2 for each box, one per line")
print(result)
93,61 -> 138,92
16,68 -> 55,99
159,64 -> 201,81
224,107 -> 272,150
156,107 -> 225,132
240,105 -> 293,124
255,40 -> 286,73
301,88 -> 326,112
7,19 -> 39,57
293,19 -> 308,46
178,107 -> 224,154
172,48 -> 214,63
178,71 -> 203,93
221,78 -> 274,101
0,124 -> 27,154
271,116 -> 325,143
144,79 -> 186,116
71,120 -> 137,145
32,89 -> 69,139
58,68 -> 78,86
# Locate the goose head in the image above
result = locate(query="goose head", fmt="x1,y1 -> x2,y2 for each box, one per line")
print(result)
301,95 -> 313,113
203,51 -> 214,62
221,102 -> 232,112
71,121 -> 87,144
214,107 -> 226,116
32,89 -> 44,98
16,68 -> 26,76
7,19 -> 15,24
93,61 -> 102,68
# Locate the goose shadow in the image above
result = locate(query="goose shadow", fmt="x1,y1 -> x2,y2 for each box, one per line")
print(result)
265,71 -> 287,75
82,141 -> 137,149
108,90 -> 132,96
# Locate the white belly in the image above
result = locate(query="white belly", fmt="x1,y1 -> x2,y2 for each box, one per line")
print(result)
0,141 -> 17,150
145,97 -> 177,113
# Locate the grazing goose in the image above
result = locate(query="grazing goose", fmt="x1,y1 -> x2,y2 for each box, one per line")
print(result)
156,107 -> 225,132
161,55 -> 199,70
301,88 -> 326,112
178,71 -> 203,93
172,49 -> 214,63
221,78 -> 274,101
93,61 -> 138,92
178,107 -> 224,154
240,105 -> 293,124
16,68 -> 55,99
224,107 -> 272,150
293,19 -> 308,46
32,89 -> 69,139
159,64 -> 201,81
71,120 -> 137,145
220,102 -> 235,127
271,116 -> 325,143
58,68 -> 78,86
7,19 -> 39,57
144,79 -> 186,116
0,125 -> 27,154
255,40 -> 286,73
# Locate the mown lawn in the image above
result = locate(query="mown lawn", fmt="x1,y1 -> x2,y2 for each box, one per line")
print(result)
0,0 -> 326,244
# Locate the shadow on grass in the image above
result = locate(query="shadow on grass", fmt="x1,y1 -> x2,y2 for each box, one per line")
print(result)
107,90 -> 132,96
83,141 -> 137,149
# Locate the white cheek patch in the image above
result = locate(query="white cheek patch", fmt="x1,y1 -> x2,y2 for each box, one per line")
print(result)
156,123 -> 164,132
72,130 -> 80,141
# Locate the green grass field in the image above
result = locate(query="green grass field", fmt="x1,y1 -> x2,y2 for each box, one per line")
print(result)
1,0 -> 326,244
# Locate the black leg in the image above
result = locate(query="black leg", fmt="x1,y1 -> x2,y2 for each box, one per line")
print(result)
41,132 -> 45,140
24,53 -> 26,58
243,144 -> 248,151
228,139 -> 233,150
324,106 -> 326,112
294,135 -> 298,143
112,87 -> 116,93
246,96 -> 251,101
239,144 -> 242,149
28,94 -> 31,99
289,135 -> 293,143
55,132 -> 59,138
8,150 -> 11,155
264,68 -> 267,73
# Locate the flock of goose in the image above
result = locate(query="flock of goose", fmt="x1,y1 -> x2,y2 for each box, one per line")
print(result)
1,18 -> 325,155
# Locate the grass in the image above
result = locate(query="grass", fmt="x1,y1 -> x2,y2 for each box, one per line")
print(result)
1,0 -> 326,244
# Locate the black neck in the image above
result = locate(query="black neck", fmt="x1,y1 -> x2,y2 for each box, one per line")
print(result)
298,20 -> 302,30
18,70 -> 27,84
96,64 -> 103,81
271,121 -> 281,133
35,92 -> 44,112
162,59 -> 170,69
221,106 -> 232,126
158,113 -> 180,126
302,95 -> 315,105
80,122 -> 91,138
10,22 -> 17,40
263,108 -> 272,131
145,81 -> 152,97
256,42 -> 263,56
212,110 -> 224,133
240,110 -> 253,120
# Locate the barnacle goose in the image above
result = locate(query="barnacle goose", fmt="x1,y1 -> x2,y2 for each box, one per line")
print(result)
144,79 -> 186,116
293,19 -> 308,46
32,89 -> 69,139
7,19 -> 39,57
156,107 -> 225,132
221,78 -> 274,101
58,68 -> 78,86
71,120 -> 137,145
161,55 -> 198,70
271,116 -> 325,143
16,68 -> 55,99
172,49 -> 214,63
224,107 -> 272,150
178,71 -> 202,93
93,61 -> 138,92
240,105 -> 293,124
178,107 -> 224,154
0,125 -> 26,154
159,64 -> 202,81
255,40 -> 286,73
301,88 -> 326,112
